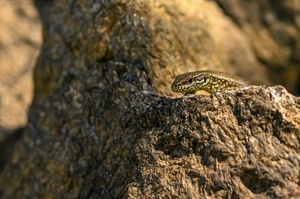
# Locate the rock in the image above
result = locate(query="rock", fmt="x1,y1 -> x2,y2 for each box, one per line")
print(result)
0,0 -> 41,131
216,0 -> 300,94
123,85 -> 300,198
0,0 -> 299,198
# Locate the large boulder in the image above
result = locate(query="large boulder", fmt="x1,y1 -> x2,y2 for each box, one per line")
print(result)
0,0 -> 299,198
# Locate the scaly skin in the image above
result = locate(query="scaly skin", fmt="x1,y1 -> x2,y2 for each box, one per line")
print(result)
171,70 -> 248,94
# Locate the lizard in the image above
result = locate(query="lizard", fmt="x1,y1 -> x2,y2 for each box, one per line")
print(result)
171,70 -> 248,94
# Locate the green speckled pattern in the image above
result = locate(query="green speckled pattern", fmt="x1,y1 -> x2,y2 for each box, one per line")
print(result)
171,70 -> 248,94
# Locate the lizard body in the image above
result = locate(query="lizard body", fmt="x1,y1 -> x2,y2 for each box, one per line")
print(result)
171,70 -> 248,94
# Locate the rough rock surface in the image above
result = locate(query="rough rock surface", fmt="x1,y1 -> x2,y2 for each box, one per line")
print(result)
0,0 -> 300,198
123,85 -> 300,198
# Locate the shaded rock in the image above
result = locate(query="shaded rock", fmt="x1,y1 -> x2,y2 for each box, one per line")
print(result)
0,127 -> 24,172
0,0 -> 299,198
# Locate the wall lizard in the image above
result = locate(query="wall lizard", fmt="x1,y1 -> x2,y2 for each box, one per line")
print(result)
171,70 -> 248,94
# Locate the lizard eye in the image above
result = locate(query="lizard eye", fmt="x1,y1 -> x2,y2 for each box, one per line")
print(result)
188,78 -> 193,83
195,75 -> 206,83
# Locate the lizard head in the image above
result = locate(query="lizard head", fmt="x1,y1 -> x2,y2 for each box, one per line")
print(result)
171,72 -> 208,93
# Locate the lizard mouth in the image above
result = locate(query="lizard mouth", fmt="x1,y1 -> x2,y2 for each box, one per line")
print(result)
171,82 -> 183,92
171,83 -> 192,92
